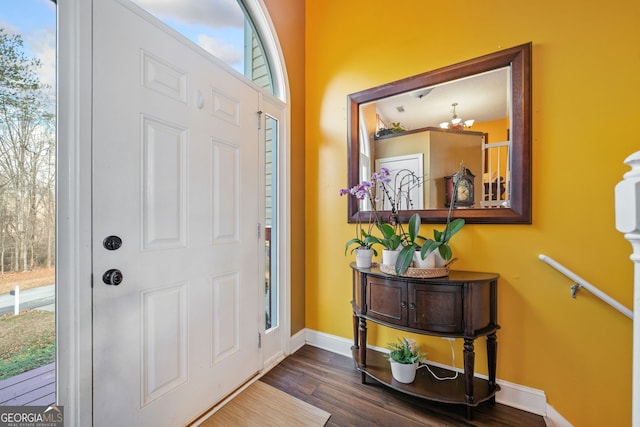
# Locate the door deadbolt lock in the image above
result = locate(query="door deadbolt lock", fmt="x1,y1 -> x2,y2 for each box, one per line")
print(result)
103,235 -> 123,251
103,269 -> 123,286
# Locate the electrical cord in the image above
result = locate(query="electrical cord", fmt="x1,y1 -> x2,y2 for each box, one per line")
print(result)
417,338 -> 459,381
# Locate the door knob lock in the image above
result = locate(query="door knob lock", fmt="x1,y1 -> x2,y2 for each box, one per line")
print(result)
103,269 -> 123,286
103,235 -> 123,251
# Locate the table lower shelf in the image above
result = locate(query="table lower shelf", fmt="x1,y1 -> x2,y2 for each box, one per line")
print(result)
352,347 -> 499,407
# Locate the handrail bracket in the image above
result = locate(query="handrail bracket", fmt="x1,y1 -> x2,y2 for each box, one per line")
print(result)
570,283 -> 582,299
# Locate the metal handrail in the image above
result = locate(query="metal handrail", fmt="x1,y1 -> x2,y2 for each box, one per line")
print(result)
539,254 -> 633,319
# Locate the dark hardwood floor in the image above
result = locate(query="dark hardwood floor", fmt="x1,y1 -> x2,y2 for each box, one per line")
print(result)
260,345 -> 547,427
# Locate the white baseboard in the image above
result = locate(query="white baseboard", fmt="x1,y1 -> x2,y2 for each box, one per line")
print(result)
294,328 -> 568,423
294,328 -> 353,357
545,405 -> 574,427
289,327 -> 308,354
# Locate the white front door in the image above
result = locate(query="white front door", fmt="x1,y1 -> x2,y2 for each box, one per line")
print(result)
92,1 -> 260,425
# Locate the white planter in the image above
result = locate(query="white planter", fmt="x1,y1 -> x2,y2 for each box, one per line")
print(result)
413,249 -> 446,268
390,360 -> 418,383
355,248 -> 373,268
381,249 -> 401,267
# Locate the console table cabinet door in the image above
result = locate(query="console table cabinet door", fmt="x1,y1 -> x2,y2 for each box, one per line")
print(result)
409,283 -> 463,333
365,276 -> 407,326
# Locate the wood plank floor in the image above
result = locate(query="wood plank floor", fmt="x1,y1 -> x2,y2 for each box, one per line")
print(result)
261,345 -> 547,427
0,363 -> 55,406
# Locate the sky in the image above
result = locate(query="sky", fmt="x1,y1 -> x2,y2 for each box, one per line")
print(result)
132,0 -> 246,72
0,0 -> 247,93
0,0 -> 56,95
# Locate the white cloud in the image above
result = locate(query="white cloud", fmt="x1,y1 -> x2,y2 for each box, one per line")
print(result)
197,34 -> 243,66
134,0 -> 244,28
25,28 -> 56,95
0,21 -> 18,34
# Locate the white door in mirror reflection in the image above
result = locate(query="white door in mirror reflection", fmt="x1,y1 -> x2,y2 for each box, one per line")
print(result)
375,154 -> 424,211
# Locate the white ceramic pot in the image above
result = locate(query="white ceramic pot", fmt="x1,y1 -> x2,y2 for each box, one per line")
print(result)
412,249 -> 446,269
390,360 -> 418,383
381,249 -> 401,267
355,248 -> 373,268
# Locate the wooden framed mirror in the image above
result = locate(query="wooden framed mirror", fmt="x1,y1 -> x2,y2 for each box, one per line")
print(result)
347,42 -> 531,224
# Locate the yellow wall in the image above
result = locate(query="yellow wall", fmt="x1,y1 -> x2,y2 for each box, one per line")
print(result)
473,117 -> 509,145
305,1 -> 639,425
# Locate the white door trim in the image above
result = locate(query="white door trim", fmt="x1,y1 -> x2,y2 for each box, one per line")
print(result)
57,1 -> 291,425
56,0 -> 93,425
245,0 -> 292,360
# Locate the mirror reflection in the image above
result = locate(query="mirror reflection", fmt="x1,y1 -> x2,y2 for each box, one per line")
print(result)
361,66 -> 511,210
347,43 -> 531,224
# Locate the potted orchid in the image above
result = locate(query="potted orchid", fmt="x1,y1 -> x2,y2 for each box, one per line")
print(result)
369,168 -> 425,267
372,222 -> 403,266
341,168 -> 421,268
420,162 -> 467,263
340,170 -> 391,267
340,162 -> 466,274
343,227 -> 377,268
394,162 -> 467,275
341,167 -> 432,269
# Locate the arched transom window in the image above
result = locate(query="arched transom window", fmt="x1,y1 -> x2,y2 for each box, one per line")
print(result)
131,0 -> 276,96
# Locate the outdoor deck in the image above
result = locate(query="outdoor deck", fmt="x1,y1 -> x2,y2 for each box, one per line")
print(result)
0,363 -> 55,406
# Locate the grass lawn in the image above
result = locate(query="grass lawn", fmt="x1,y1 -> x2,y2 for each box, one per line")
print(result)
0,310 -> 55,380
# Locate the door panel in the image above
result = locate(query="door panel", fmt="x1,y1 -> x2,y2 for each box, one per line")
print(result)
142,115 -> 188,249
212,140 -> 240,242
141,283 -> 187,405
92,1 -> 260,425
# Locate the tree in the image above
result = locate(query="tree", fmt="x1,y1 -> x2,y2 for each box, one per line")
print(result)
0,28 -> 55,272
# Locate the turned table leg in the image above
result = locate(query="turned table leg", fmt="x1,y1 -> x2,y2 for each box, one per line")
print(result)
487,332 -> 498,404
359,317 -> 367,383
352,311 -> 359,352
464,338 -> 475,420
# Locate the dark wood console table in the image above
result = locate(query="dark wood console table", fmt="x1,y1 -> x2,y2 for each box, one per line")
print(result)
350,263 -> 500,419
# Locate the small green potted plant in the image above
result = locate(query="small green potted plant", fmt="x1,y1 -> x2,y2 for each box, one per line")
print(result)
376,122 -> 406,138
385,337 -> 425,383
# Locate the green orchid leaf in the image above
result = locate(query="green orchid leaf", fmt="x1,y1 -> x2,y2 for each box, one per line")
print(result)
345,237 -> 364,254
395,245 -> 416,275
378,222 -> 395,238
363,235 -> 379,256
388,234 -> 402,250
445,218 -> 465,239
408,213 -> 420,242
438,244 -> 453,261
420,240 -> 440,260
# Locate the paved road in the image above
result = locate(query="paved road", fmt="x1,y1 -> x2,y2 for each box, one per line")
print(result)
0,284 -> 55,316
